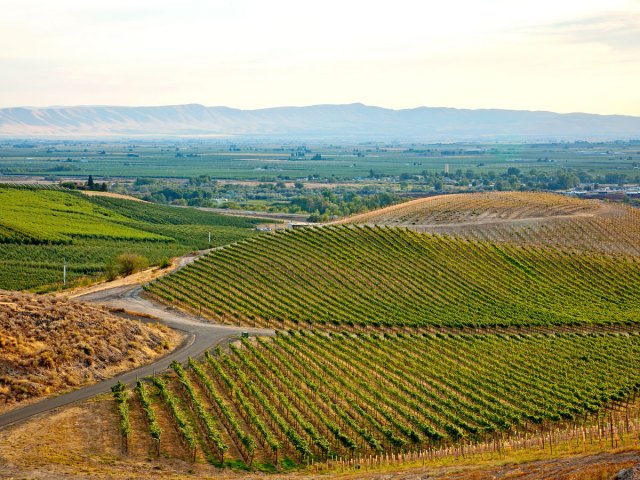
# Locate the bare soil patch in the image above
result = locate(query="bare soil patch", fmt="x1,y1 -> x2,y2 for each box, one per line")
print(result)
80,190 -> 146,202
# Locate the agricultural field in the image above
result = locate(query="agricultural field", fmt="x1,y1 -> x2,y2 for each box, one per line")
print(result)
0,290 -> 177,414
338,192 -> 640,256
134,216 -> 640,474
0,139 -> 638,182
0,185 -> 261,291
1,186 -> 640,478
146,225 -> 640,329
105,331 -> 640,471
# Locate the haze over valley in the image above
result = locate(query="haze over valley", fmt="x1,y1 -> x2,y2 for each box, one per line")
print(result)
1,103 -> 639,141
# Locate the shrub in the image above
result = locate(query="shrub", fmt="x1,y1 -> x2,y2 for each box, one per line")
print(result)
115,252 -> 149,276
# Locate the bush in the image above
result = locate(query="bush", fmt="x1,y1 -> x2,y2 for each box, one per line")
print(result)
114,252 -> 149,276
158,257 -> 172,269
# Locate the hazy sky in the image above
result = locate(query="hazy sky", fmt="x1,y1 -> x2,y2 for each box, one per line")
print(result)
1,0 -> 639,114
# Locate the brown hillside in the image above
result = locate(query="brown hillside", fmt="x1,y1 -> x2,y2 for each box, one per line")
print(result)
0,290 -> 178,413
337,192 -> 640,256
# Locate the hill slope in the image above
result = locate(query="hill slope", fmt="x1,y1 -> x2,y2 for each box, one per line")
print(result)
338,192 -> 640,257
0,186 -> 260,290
146,225 -> 640,329
1,104 -> 640,140
0,290 -> 177,413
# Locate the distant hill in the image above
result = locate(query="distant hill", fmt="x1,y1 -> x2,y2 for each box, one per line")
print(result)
0,103 -> 639,141
338,191 -> 640,257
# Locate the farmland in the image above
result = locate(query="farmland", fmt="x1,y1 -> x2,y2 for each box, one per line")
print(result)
130,199 -> 640,473
146,225 -> 640,329
339,192 -> 640,256
1,184 -> 640,478
0,139 -> 638,182
105,331 -> 640,470
0,186 -> 261,290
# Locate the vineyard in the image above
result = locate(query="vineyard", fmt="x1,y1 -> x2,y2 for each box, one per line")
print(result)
0,186 -> 260,290
145,225 -> 640,329
113,331 -> 640,470
336,192 -> 640,256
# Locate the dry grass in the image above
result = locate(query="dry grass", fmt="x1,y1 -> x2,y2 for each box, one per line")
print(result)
80,190 -> 146,202
340,191 -> 606,224
60,252 -> 194,300
0,290 -> 178,413
338,192 -> 640,256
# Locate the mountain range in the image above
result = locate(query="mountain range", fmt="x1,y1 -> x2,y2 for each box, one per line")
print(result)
0,103 -> 638,141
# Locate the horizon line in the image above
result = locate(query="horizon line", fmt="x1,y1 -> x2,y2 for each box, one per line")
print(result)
1,103 -> 638,118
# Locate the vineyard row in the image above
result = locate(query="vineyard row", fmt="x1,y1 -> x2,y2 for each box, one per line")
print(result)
114,331 -> 640,469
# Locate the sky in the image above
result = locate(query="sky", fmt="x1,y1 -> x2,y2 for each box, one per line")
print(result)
1,0 -> 639,115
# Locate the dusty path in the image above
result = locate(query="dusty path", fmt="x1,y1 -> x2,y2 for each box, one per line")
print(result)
0,256 -> 275,430
60,249 -> 204,300
192,206 -> 308,222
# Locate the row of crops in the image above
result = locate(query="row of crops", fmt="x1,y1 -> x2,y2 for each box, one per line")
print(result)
146,225 -> 640,329
0,185 -> 261,290
0,186 -> 260,245
339,192 -> 640,257
411,210 -> 640,257
114,331 -> 640,468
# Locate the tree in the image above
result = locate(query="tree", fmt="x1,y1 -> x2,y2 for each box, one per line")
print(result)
87,175 -> 95,190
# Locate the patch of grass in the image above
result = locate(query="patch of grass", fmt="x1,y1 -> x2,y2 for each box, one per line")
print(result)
223,458 -> 249,471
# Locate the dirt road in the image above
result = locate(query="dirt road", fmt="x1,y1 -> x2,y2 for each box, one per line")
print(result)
0,276 -> 274,430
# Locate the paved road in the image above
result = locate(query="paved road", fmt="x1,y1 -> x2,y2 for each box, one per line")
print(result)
0,284 -> 274,430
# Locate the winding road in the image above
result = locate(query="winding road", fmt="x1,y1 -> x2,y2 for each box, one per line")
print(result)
0,279 -> 275,430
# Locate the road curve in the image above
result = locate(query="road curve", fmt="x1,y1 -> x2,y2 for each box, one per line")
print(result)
0,284 -> 275,430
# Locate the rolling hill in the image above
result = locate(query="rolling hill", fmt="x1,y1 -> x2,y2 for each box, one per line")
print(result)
0,186 -> 260,291
145,225 -> 640,329
338,192 -> 640,257
3,191 -> 640,477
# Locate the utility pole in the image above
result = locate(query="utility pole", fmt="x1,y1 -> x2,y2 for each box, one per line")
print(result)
63,258 -> 67,286
208,231 -> 211,244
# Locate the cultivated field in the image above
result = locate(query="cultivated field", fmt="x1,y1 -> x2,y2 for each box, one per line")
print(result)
2,189 -> 640,478
146,225 -> 640,329
1,140 -> 638,181
132,210 -> 640,474
117,332 -> 640,467
0,290 -> 177,413
337,192 -> 640,256
0,186 -> 260,290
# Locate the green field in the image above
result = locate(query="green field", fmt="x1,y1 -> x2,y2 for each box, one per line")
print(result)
146,225 -> 640,329
0,186 -> 261,290
124,331 -> 640,468
135,221 -> 640,471
0,139 -> 638,181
